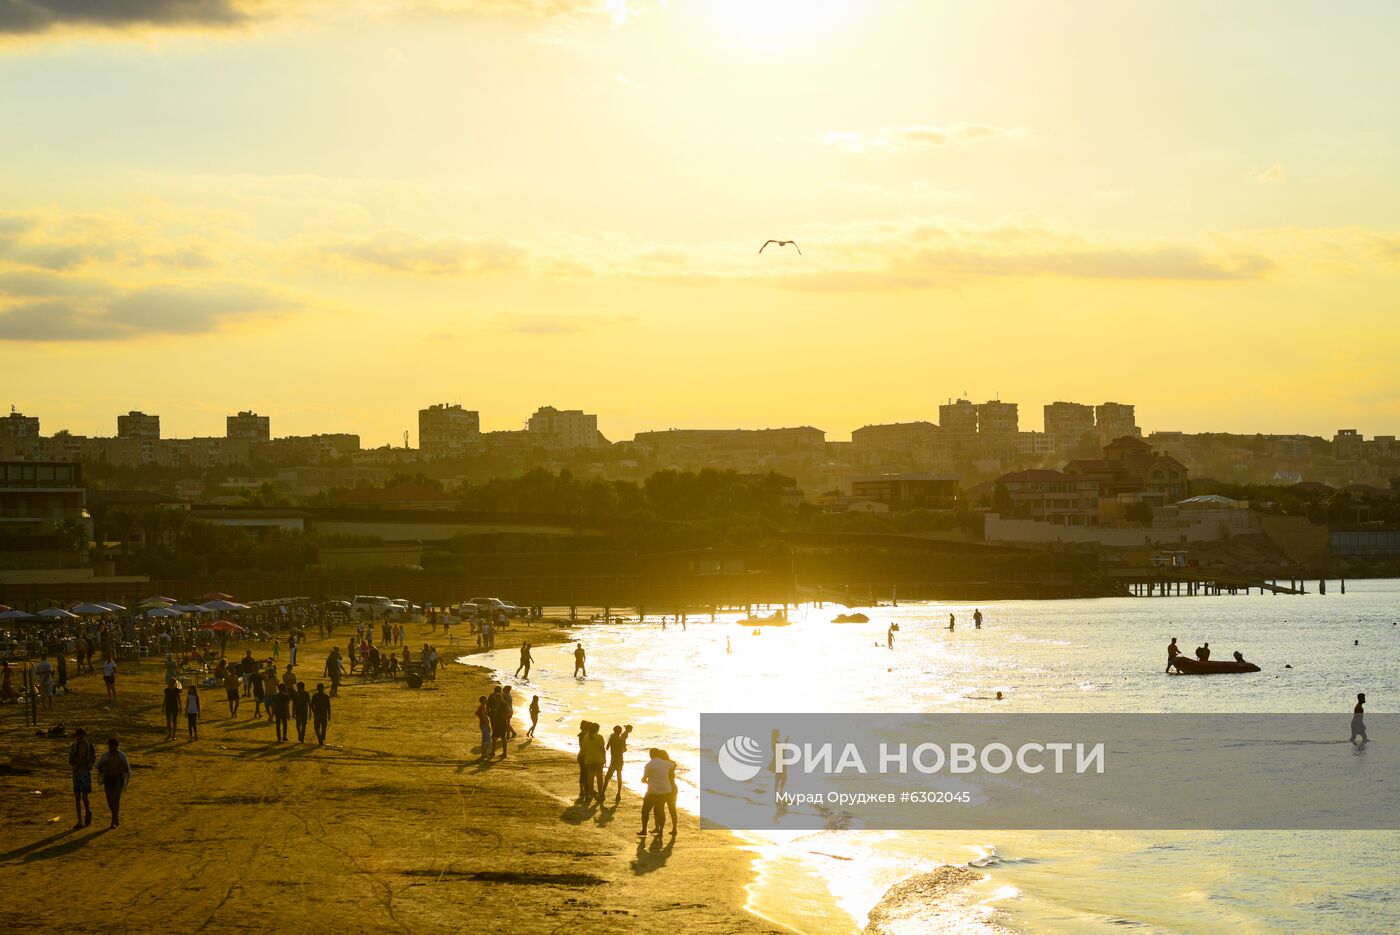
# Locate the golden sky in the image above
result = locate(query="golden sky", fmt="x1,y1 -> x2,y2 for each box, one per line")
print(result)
1,0 -> 1397,445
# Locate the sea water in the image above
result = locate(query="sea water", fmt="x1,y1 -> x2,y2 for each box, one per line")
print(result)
469,578 -> 1400,933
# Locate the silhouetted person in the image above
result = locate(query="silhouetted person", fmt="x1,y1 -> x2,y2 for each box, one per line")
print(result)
601,724 -> 632,802
515,642 -> 534,679
973,609 -> 983,629
292,681 -> 311,742
1351,693 -> 1368,744
1166,638 -> 1180,672
1195,642 -> 1210,661
527,695 -> 540,739
948,613 -> 955,632
573,642 -> 587,678
1232,650 -> 1246,664
69,727 -> 96,829
97,736 -> 131,828
888,623 -> 896,649
311,683 -> 332,745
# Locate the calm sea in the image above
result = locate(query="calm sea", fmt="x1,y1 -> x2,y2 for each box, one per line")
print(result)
471,578 -> 1400,933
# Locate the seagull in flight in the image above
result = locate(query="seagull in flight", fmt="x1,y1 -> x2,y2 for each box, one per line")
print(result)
759,239 -> 802,255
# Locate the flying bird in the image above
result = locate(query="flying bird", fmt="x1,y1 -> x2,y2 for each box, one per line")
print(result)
759,239 -> 801,255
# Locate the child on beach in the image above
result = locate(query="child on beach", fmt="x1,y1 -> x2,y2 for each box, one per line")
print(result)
527,696 -> 540,738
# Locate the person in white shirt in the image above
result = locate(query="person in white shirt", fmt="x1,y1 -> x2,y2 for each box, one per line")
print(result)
102,654 -> 117,701
639,748 -> 673,838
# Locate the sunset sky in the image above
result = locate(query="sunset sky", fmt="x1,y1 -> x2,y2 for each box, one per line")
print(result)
2,0 -> 1397,446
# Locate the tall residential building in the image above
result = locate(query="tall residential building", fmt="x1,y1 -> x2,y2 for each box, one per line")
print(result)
418,403 -> 480,458
226,410 -> 270,442
976,400 -> 1020,451
527,406 -> 599,449
117,410 -> 160,439
1043,401 -> 1095,450
2,410 -> 40,440
1333,429 -> 1364,461
938,399 -> 979,452
1096,402 -> 1140,443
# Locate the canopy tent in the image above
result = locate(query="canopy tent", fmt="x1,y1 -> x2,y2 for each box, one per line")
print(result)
200,599 -> 249,613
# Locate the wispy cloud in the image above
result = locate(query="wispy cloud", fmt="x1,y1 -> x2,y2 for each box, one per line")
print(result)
822,123 -> 1026,154
0,280 -> 291,341
1255,162 -> 1287,183
0,0 -> 249,36
312,230 -> 526,275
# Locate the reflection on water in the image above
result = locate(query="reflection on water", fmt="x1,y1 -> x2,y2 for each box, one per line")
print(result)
471,580 -> 1400,933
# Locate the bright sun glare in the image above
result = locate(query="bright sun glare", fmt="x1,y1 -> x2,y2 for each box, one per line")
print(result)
703,0 -> 860,51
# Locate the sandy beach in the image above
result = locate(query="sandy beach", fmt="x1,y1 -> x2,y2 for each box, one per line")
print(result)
0,620 -> 783,934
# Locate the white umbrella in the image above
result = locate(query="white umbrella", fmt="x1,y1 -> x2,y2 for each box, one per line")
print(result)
0,609 -> 39,621
70,602 -> 114,616
144,607 -> 183,618
99,602 -> 127,612
172,603 -> 206,613
200,599 -> 249,612
38,608 -> 78,620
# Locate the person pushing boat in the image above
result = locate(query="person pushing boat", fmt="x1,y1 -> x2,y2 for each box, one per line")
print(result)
1166,637 -> 1181,673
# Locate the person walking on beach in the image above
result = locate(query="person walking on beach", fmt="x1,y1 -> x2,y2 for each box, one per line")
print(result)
502,686 -> 517,739
185,685 -> 202,740
475,695 -> 493,760
973,609 -> 983,629
35,653 -> 54,709
662,749 -> 679,833
601,724 -> 632,803
96,736 -> 131,829
573,642 -> 587,678
251,665 -> 266,718
1165,637 -> 1181,672
887,623 -> 896,649
515,642 -> 534,679
639,748 -> 672,839
582,722 -> 606,801
1351,693 -> 1368,744
223,668 -> 240,716
325,647 -> 344,697
311,683 -> 332,745
69,727 -> 96,829
948,613 -> 955,632
292,681 -> 311,743
163,677 -> 182,740
527,695 -> 540,738
271,684 -> 291,742
240,650 -> 256,697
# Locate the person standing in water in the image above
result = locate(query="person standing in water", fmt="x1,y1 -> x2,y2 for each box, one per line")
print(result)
515,642 -> 534,679
1351,693 -> 1369,744
948,613 -> 955,633
973,609 -> 983,629
573,642 -> 587,678
1165,637 -> 1181,673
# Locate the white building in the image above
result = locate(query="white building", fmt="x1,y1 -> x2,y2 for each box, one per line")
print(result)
528,406 -> 599,449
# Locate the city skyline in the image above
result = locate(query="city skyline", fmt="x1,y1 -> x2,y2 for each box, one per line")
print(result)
2,1 -> 1398,444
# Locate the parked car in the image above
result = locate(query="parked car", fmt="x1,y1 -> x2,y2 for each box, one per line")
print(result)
351,595 -> 395,619
465,597 -> 528,619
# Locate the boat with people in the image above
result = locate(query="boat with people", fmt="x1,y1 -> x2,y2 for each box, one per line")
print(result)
739,612 -> 791,627
1170,657 -> 1260,674
831,613 -> 869,623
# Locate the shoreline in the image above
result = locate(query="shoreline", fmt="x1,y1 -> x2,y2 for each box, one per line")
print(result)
1,618 -> 784,934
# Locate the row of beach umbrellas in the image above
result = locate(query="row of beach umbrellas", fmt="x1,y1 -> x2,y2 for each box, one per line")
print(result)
0,593 -> 250,627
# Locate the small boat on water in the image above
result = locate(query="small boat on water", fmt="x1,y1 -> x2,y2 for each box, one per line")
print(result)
739,612 -> 791,627
832,613 -> 869,623
1170,657 -> 1260,674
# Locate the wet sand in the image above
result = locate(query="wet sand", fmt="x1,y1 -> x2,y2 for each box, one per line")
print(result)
0,621 -> 783,934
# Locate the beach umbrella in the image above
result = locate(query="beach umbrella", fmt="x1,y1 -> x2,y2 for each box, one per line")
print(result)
199,619 -> 246,633
0,604 -> 9,612
99,602 -> 127,612
70,602 -> 115,616
0,609 -> 38,621
38,608 -> 78,620
142,595 -> 177,605
172,603 -> 206,613
144,607 -> 183,618
200,599 -> 249,613
201,592 -> 235,602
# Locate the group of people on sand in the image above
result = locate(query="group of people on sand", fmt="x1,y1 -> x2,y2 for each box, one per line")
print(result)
571,719 -> 678,837
476,684 -> 541,760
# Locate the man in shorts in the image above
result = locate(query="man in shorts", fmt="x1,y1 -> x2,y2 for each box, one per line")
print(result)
69,727 -> 96,828
639,748 -> 672,838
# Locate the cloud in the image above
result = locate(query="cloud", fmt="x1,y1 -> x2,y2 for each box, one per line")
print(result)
823,123 -> 1025,154
313,230 -> 527,275
495,311 -> 635,334
0,0 -> 249,35
1256,162 -> 1287,183
0,279 -> 291,341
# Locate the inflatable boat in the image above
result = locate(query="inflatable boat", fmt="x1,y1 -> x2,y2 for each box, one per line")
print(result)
1170,657 -> 1260,674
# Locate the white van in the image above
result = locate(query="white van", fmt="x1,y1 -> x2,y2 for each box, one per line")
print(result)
351,595 -> 394,619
